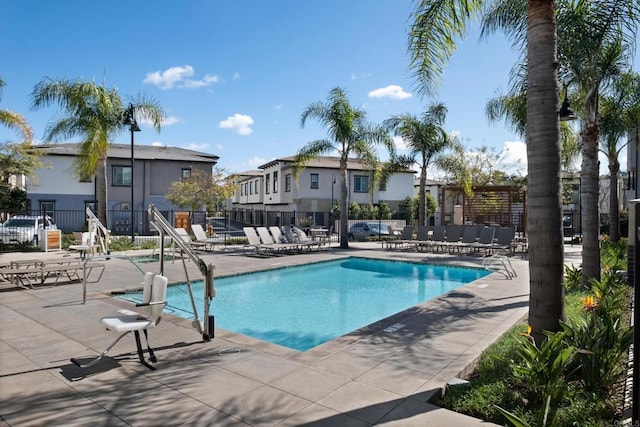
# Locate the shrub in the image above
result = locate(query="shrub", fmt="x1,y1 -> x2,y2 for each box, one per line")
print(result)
109,236 -> 136,252
563,264 -> 582,291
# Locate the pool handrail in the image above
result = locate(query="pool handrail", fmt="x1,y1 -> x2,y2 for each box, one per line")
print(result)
81,253 -> 145,303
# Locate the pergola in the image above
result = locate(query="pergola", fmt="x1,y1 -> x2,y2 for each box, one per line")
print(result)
439,185 -> 527,233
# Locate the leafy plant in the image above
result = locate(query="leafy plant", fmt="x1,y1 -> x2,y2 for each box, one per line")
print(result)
563,264 -> 583,291
600,236 -> 628,271
509,329 -> 577,423
109,236 -> 136,251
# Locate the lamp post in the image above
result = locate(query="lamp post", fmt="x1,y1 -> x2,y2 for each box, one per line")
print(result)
331,173 -> 336,229
123,104 -> 141,243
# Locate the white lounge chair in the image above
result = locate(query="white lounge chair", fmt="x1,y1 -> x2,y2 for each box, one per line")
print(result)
71,273 -> 168,370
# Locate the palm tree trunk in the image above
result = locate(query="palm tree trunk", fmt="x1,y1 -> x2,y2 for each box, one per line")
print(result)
526,0 -> 565,342
609,161 -> 620,242
581,105 -> 601,286
97,156 -> 108,228
339,160 -> 349,249
419,163 -> 427,226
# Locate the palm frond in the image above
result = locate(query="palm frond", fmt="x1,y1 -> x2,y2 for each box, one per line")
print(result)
409,0 -> 485,97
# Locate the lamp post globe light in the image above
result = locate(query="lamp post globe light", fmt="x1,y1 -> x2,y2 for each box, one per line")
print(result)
123,104 -> 141,243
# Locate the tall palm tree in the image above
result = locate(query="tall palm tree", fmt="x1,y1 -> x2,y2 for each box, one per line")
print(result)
384,103 -> 458,227
481,0 -> 639,286
31,78 -> 164,226
409,0 -> 565,339
599,72 -> 640,242
0,77 -> 38,200
294,87 -> 393,249
0,77 -> 33,144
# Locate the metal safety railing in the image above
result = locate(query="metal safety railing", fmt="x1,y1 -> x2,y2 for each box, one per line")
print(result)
86,206 -> 111,254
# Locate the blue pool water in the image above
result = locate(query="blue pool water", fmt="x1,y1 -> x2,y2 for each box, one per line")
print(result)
121,257 -> 489,351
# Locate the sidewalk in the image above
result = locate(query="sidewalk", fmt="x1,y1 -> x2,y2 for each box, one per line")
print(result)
0,243 -> 549,426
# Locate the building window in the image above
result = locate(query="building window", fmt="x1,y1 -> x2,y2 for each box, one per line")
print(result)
273,171 -> 278,193
240,184 -> 244,196
310,173 -> 319,189
354,175 -> 369,193
112,166 -> 132,186
285,174 -> 291,192
40,201 -> 55,217
244,183 -> 248,196
265,174 -> 270,194
181,168 -> 192,179
255,179 -> 259,194
249,181 -> 253,195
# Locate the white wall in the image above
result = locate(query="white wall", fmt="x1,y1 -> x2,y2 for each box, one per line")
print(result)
26,156 -> 94,195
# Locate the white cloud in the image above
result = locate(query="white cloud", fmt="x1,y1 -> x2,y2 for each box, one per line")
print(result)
143,65 -> 220,89
219,113 -> 254,135
497,140 -> 527,175
215,143 -> 224,151
138,115 -> 182,127
351,72 -> 372,80
182,73 -> 220,89
368,85 -> 412,100
275,104 -> 283,111
393,135 -> 408,151
233,72 -> 240,80
185,143 -> 210,151
151,141 -> 166,147
248,156 -> 268,168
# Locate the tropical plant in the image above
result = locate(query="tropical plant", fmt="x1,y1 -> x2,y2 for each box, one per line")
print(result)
294,87 -> 394,248
599,72 -> 640,242
0,77 -> 40,201
30,78 -> 165,227
508,328 -> 578,424
556,1 -> 640,287
384,103 -> 458,226
563,264 -> 582,292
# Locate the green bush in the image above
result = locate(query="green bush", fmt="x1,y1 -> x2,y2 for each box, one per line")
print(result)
109,236 -> 136,252
563,264 -> 582,291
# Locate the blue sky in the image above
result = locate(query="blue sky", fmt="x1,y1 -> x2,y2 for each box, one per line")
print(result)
2,1 -> 638,176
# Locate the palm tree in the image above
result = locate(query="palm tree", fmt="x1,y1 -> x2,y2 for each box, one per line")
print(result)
31,78 -> 164,227
294,87 -> 393,249
481,0 -> 639,286
0,77 -> 38,202
599,72 -> 640,242
409,0 -> 565,338
0,77 -> 33,144
384,103 -> 458,227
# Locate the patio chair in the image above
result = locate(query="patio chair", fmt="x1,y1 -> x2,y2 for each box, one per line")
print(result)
71,272 -> 168,370
242,227 -> 277,256
174,227 -> 209,252
383,225 -> 414,250
416,225 -> 445,252
190,224 -> 221,251
437,225 -> 463,253
256,226 -> 297,254
487,227 -> 516,256
447,225 -> 479,254
468,226 -> 497,255
283,225 -> 323,251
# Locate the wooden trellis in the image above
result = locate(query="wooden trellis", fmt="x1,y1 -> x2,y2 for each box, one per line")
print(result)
439,185 -> 527,233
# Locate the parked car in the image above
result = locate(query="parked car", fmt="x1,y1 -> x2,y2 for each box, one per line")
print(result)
0,215 -> 57,245
348,222 -> 396,241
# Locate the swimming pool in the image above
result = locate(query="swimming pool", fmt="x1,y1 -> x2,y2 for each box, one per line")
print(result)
120,257 -> 489,351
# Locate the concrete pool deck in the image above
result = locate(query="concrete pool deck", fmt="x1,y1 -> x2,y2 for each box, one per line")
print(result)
0,242 -> 576,426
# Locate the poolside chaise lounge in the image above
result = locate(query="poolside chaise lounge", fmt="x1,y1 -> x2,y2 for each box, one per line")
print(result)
468,226 -> 497,255
190,224 -> 223,251
242,227 -> 280,256
282,225 -> 324,251
174,227 -> 210,252
71,272 -> 168,370
0,259 -> 106,289
486,227 -> 516,256
416,225 -> 446,252
256,226 -> 300,254
383,225 -> 414,250
435,225 -> 463,253
445,225 -> 479,254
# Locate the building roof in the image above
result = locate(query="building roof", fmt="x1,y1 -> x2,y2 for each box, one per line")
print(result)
259,156 -> 415,173
30,143 -> 219,164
